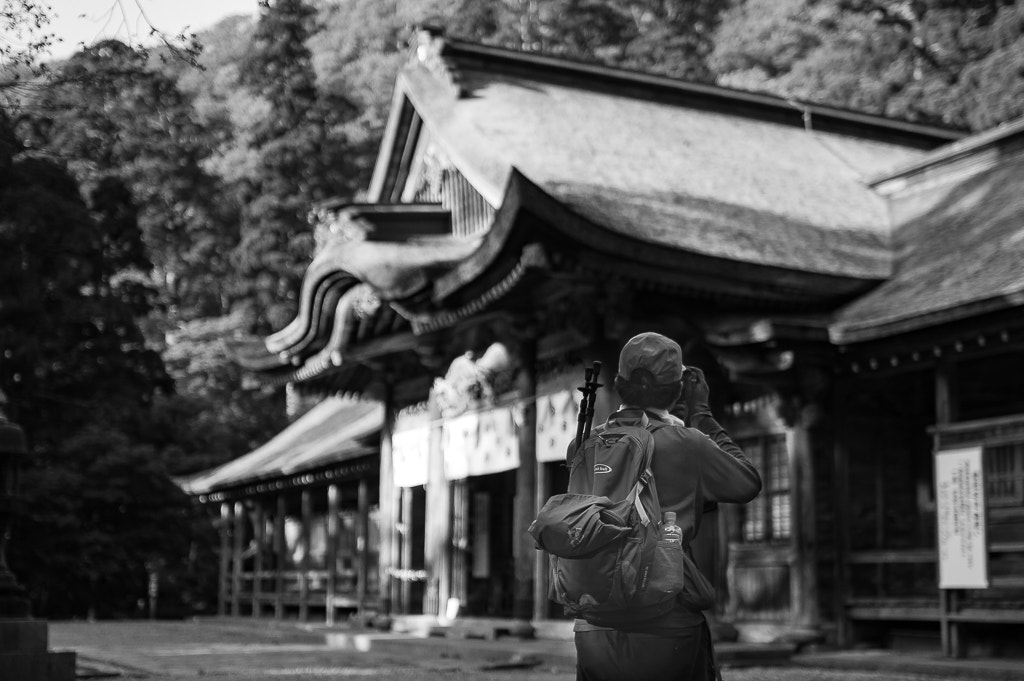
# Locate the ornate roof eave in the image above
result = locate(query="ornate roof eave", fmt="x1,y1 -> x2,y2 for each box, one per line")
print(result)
703,315 -> 833,348
829,292 -> 1024,346
394,242 -> 550,334
432,169 -> 883,308
696,314 -> 834,385
264,205 -> 479,359
195,454 -> 379,504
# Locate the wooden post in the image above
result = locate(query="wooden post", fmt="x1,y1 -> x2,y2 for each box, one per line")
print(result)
231,500 -> 244,616
533,461 -> 549,621
790,404 -> 821,629
513,336 -> 538,621
326,484 -> 339,625
252,500 -> 265,617
401,487 -> 414,611
832,385 -> 852,646
451,481 -> 471,608
935,360 -> 962,657
378,395 -> 396,616
299,489 -> 312,622
218,502 -> 231,616
424,396 -> 450,616
274,494 -> 286,619
874,442 -> 886,599
357,478 -> 370,613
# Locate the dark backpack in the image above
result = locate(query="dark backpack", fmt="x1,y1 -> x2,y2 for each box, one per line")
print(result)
528,412 -> 686,626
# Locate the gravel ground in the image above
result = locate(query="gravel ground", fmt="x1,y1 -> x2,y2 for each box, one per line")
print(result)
53,620 -> 1012,681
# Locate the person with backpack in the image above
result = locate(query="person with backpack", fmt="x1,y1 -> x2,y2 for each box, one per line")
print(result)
536,332 -> 762,681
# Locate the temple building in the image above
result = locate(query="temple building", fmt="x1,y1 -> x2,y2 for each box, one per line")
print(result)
183,29 -> 1024,658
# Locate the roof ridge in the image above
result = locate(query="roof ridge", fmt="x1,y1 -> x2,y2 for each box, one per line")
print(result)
411,26 -> 964,149
868,115 -> 1024,187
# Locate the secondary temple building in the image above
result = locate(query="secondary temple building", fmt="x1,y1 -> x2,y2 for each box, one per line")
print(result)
183,29 -> 1024,658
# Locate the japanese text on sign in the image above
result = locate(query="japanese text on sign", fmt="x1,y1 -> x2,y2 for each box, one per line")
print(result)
935,446 -> 989,589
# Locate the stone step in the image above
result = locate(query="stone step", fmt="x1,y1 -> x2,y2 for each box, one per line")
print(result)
0,620 -> 48,653
0,650 -> 76,681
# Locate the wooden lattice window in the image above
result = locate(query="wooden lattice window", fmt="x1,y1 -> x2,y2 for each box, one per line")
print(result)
985,442 -> 1024,507
738,434 -> 791,542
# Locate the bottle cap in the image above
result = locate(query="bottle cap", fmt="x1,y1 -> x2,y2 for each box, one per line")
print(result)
664,511 -> 676,524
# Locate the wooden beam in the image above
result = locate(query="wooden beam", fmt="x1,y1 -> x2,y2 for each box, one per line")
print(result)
326,484 -> 339,626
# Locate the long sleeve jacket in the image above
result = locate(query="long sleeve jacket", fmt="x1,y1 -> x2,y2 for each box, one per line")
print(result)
576,406 -> 762,633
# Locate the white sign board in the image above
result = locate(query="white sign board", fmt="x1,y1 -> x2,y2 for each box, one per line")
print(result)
935,446 -> 989,589
442,406 -> 520,480
536,389 -> 582,463
392,427 -> 430,488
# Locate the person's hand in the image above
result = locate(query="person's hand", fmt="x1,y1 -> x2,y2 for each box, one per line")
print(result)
673,366 -> 711,424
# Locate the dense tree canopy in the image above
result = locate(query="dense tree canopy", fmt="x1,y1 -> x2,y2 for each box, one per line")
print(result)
0,109 -> 199,617
445,0 -> 730,81
711,0 -> 1024,130
30,40 -> 235,316
231,0 -> 360,333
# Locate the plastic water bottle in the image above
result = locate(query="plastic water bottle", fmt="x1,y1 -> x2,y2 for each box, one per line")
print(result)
661,511 -> 682,545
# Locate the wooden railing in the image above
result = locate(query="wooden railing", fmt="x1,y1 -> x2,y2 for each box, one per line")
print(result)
844,543 -> 1024,623
226,569 -> 378,618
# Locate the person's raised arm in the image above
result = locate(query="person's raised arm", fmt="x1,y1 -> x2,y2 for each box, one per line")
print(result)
672,367 -> 762,503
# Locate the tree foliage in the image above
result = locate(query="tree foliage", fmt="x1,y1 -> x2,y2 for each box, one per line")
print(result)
230,0 -> 359,333
710,0 -> 1024,130
0,109 -> 203,617
445,0 -> 731,81
29,40 -> 235,315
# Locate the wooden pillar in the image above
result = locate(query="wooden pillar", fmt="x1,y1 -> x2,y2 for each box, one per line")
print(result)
790,403 -> 821,629
218,502 -> 231,616
231,500 -> 244,616
533,461 -> 550,621
274,494 -> 286,619
936,360 -> 962,657
833,381 -> 852,646
424,396 -> 450,616
357,478 -> 369,612
450,480 -> 468,608
513,336 -> 537,621
299,489 -> 312,622
401,487 -> 414,611
378,395 -> 397,615
252,500 -> 265,617
326,484 -> 339,625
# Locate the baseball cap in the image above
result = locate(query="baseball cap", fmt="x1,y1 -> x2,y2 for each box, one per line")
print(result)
617,332 -> 684,385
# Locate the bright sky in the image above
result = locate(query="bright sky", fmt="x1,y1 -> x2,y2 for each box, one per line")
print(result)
43,0 -> 259,59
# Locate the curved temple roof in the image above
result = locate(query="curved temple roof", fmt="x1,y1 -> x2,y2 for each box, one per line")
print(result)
377,32 -> 960,283
257,32 -> 1024,384
831,123 -> 1024,343
181,397 -> 383,496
